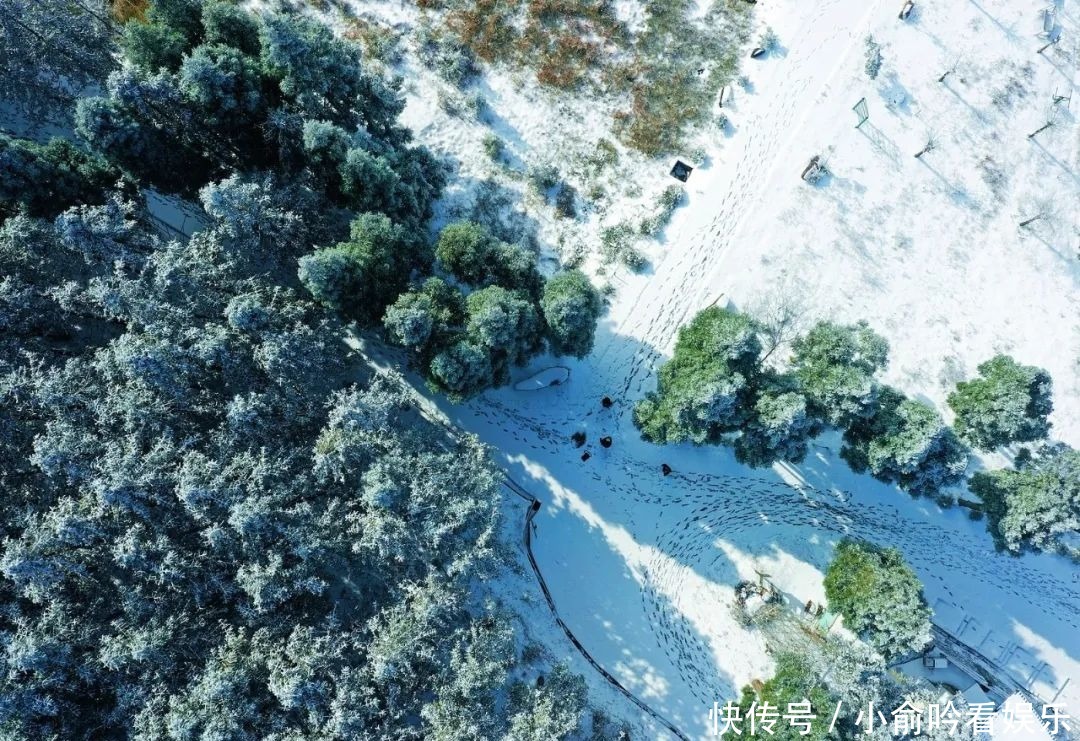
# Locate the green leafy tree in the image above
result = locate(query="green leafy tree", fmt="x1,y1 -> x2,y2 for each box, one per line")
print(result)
201,0 -> 261,55
633,307 -> 762,444
540,270 -> 603,358
947,355 -> 1053,450
735,387 -> 822,467
737,653 -> 837,741
970,445 -> 1080,553
791,320 -> 889,427
434,221 -> 541,295
824,539 -> 931,659
298,212 -> 416,325
842,387 -> 969,498
0,135 -> 119,221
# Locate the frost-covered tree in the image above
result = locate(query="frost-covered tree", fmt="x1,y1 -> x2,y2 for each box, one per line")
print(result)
0,135 -> 120,221
0,0 -> 116,127
466,286 -> 544,369
422,612 -> 517,740
735,387 -> 822,467
737,653 -> 836,741
507,664 -> 588,741
430,340 -> 495,401
634,306 -> 762,444
298,212 -> 417,324
970,445 -> 1080,553
383,277 -> 464,351
947,355 -> 1053,450
0,4 -> 597,736
178,43 -> 269,131
540,270 -> 603,358
842,387 -> 969,498
824,539 -> 932,659
791,320 -> 889,427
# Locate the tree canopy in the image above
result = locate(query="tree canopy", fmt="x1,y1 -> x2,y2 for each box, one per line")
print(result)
824,539 -> 932,660
970,445 -> 1080,554
947,354 -> 1053,450
0,1 -> 597,736
634,307 -> 967,496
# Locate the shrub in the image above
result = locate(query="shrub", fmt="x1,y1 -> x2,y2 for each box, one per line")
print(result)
864,36 -> 883,80
482,133 -> 504,162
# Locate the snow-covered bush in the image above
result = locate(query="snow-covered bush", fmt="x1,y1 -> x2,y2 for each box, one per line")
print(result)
864,36 -> 883,80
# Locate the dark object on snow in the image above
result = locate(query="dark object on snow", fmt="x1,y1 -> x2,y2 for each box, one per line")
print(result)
661,463 -> 672,476
581,451 -> 591,462
600,436 -> 613,448
571,431 -> 586,447
750,47 -> 767,59
601,396 -> 613,408
899,1 -> 914,19
801,155 -> 827,184
536,675 -> 545,688
670,160 -> 693,182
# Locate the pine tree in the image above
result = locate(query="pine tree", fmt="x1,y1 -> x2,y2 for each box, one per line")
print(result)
540,270 -> 604,358
842,387 -> 969,498
791,320 -> 889,428
947,355 -> 1053,450
970,445 -> 1080,553
633,306 -> 762,444
824,539 -> 932,659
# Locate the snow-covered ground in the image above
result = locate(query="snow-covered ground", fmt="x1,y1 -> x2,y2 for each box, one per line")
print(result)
344,0 -> 1079,737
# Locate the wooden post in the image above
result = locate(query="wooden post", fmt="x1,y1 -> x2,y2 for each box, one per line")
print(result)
1027,121 -> 1054,139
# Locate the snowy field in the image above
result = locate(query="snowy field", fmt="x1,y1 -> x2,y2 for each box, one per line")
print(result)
349,0 -> 1080,737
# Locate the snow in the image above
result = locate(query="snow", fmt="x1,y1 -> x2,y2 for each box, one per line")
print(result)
513,366 -> 571,391
335,0 -> 1079,737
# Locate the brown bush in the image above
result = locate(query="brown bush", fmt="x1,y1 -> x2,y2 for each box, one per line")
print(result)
110,0 -> 149,22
